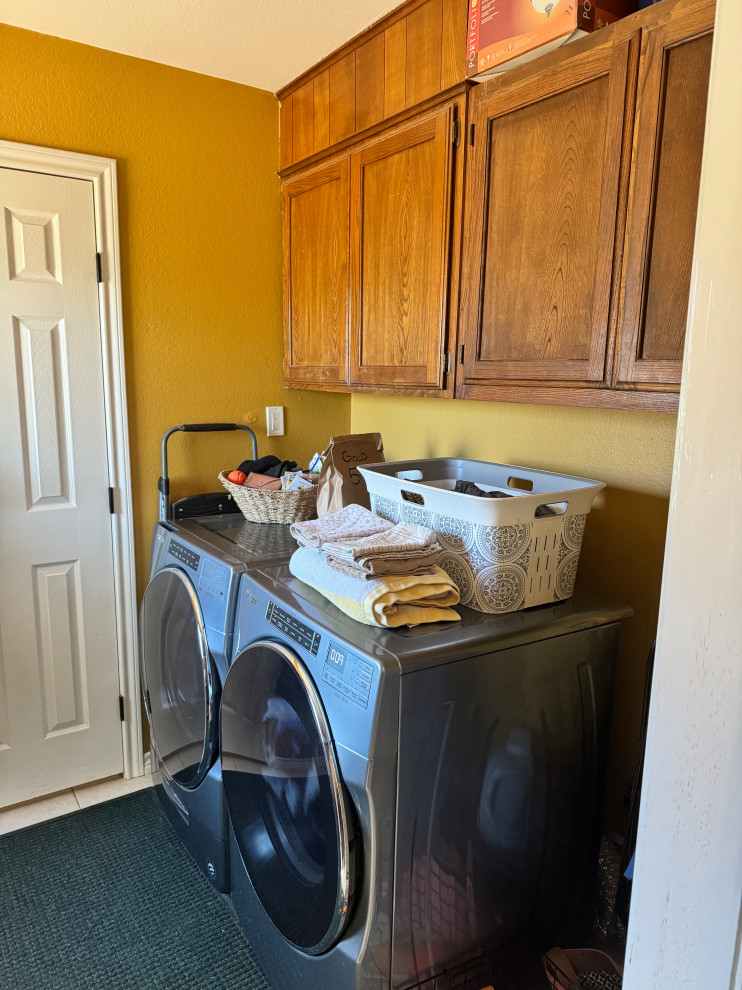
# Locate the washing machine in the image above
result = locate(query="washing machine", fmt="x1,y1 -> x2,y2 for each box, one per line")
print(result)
220,562 -> 631,988
139,515 -> 296,892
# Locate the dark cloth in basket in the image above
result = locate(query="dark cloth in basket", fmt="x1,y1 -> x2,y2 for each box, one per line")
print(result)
237,455 -> 299,478
454,479 -> 557,517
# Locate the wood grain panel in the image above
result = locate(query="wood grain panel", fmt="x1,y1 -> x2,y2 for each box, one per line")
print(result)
441,0 -> 467,89
615,0 -> 715,388
313,70 -> 330,153
481,77 -> 610,364
350,106 -> 453,387
292,80 -> 315,162
330,52 -> 357,145
642,35 -> 711,360
356,34 -> 385,132
384,19 -> 408,118
406,0 -> 443,107
458,38 -> 633,388
279,94 -> 293,169
283,157 -> 349,385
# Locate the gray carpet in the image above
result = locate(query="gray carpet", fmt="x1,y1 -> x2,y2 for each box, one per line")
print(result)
0,789 -> 269,990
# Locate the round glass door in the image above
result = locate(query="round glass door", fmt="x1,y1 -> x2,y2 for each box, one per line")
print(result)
140,567 -> 219,789
221,640 -> 359,955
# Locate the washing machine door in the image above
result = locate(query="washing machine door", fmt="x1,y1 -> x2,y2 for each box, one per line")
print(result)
221,640 -> 358,955
140,566 -> 219,789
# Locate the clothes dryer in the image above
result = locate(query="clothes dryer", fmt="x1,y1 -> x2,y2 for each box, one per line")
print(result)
221,564 -> 630,988
139,516 -> 295,892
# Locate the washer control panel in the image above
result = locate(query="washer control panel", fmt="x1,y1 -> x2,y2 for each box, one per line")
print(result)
169,540 -> 200,571
266,601 -> 321,656
322,641 -> 374,710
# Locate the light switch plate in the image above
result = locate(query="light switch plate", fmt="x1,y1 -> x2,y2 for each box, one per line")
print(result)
266,406 -> 285,437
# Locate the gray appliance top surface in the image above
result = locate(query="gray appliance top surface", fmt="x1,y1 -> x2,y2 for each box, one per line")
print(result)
172,516 -> 297,566
246,562 -> 633,673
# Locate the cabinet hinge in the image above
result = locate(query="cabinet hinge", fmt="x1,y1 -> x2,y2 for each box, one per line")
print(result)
452,119 -> 461,148
119,696 -> 125,722
108,486 -> 115,514
469,123 -> 475,147
459,344 -> 465,364
444,350 -> 452,375
96,252 -> 103,283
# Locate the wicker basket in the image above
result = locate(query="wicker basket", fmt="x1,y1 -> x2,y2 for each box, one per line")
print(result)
218,472 -> 317,524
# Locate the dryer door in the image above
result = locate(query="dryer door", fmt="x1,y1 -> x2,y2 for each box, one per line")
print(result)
221,640 -> 358,955
140,566 -> 219,789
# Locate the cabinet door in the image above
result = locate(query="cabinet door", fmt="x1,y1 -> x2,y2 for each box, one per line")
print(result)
350,105 -> 455,389
283,157 -> 349,386
614,1 -> 714,389
459,38 -> 634,389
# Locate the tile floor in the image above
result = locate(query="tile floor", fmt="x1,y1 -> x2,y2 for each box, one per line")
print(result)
0,768 -> 154,836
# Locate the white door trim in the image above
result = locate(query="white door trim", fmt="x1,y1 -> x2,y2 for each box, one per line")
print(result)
0,140 -> 142,779
623,0 -> 742,984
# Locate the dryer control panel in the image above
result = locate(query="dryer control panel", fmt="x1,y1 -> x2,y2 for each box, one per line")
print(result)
322,642 -> 374,710
266,601 -> 321,656
169,539 -> 200,571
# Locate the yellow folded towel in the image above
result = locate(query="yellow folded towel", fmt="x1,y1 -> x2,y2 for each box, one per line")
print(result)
289,547 -> 461,628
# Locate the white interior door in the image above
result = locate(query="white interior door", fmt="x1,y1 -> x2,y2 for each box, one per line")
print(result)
0,167 -> 123,808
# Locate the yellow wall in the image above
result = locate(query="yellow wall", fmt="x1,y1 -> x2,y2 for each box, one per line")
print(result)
0,23 -> 350,594
352,395 -> 676,826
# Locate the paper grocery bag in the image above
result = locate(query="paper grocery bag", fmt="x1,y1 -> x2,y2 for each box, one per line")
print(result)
316,434 -> 385,517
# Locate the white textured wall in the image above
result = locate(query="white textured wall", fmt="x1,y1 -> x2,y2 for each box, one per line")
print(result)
624,0 -> 742,983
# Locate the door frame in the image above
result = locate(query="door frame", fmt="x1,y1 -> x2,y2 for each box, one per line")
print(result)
0,139 -> 143,779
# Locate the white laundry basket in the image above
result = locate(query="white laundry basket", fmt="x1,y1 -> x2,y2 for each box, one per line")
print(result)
359,458 -> 604,614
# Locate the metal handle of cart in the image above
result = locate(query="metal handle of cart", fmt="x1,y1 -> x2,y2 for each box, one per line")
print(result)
158,423 -> 258,522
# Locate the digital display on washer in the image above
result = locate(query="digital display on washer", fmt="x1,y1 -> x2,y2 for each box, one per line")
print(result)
266,601 -> 321,656
322,641 -> 373,710
169,540 -> 200,571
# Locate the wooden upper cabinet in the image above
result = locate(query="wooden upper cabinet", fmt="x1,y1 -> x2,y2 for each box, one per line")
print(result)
282,156 -> 350,386
278,0 -> 468,170
350,104 -> 455,389
459,37 -> 635,390
614,0 -> 714,389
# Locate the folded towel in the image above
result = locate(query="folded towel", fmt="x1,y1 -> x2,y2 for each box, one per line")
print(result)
289,547 -> 461,628
327,553 -> 440,580
245,472 -> 282,490
291,504 -> 393,549
323,522 -> 439,563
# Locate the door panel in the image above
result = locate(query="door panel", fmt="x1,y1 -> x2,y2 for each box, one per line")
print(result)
0,167 -> 122,806
283,156 -> 349,386
460,39 -> 634,386
221,640 -> 357,955
615,3 -> 714,387
350,105 -> 454,388
140,567 -> 218,789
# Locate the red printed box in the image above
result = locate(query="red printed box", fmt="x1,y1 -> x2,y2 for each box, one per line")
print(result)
466,0 -> 638,79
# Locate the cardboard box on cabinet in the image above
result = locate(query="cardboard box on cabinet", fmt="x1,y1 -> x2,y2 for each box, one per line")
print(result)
466,0 -> 638,79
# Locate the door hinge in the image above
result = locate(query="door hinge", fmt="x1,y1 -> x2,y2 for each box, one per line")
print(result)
469,123 -> 475,147
444,350 -> 452,375
108,486 -> 115,514
119,696 -> 125,722
452,119 -> 461,148
459,344 -> 465,364
96,252 -> 103,283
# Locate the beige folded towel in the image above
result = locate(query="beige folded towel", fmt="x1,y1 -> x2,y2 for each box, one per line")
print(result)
323,522 -> 440,563
290,548 -> 460,627
327,553 -> 439,580
291,504 -> 392,549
